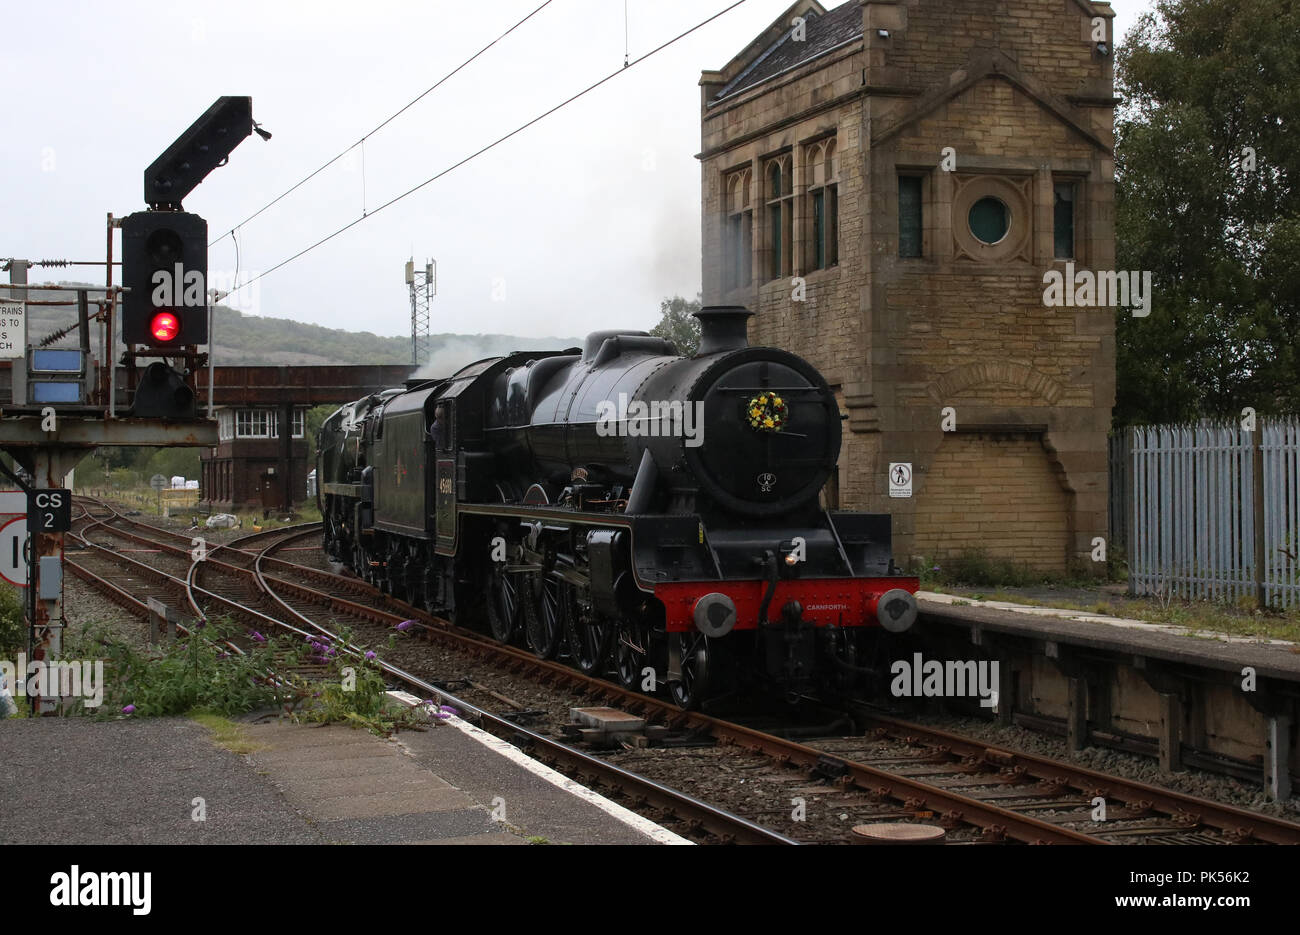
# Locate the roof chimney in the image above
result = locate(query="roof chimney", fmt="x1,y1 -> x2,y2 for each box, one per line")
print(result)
693,306 -> 753,355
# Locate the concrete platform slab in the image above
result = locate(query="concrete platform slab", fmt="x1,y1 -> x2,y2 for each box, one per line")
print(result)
284,786 -> 477,821
402,833 -> 527,845
0,718 -> 327,845
1,709 -> 681,845
315,808 -> 498,844
919,592 -> 1300,681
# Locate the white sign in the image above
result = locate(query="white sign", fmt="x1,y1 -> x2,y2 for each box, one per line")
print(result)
150,474 -> 168,491
0,301 -> 25,360
888,462 -> 913,498
0,515 -> 28,587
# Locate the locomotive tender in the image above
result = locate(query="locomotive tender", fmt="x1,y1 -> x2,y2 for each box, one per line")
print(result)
317,306 -> 918,708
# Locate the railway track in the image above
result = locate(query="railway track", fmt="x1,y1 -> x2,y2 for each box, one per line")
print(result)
64,497 -> 793,845
66,497 -> 1300,845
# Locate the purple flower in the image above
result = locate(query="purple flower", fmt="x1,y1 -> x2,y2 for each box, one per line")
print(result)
364,651 -> 376,661
439,705 -> 458,717
395,620 -> 414,632
216,652 -> 231,660
931,565 -> 940,572
326,647 -> 336,656
250,631 -> 266,643
122,704 -> 135,714
304,634 -> 314,643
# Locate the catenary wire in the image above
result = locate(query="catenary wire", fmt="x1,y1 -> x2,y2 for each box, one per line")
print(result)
223,0 -> 748,292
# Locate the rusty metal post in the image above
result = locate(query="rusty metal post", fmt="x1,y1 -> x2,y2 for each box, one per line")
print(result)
281,400 -> 293,511
27,448 -> 77,714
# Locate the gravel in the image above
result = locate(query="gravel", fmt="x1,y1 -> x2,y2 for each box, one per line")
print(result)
902,709 -> 1300,819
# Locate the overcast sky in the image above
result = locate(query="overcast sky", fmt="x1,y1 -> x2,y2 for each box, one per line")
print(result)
3,0 -> 1150,342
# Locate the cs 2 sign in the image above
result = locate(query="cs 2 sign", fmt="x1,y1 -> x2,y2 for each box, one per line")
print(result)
29,489 -> 71,533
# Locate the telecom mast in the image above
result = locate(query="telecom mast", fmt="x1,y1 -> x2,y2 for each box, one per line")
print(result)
405,257 -> 436,367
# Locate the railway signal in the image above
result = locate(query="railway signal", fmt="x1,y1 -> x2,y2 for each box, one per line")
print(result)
121,96 -> 261,352
120,209 -> 208,348
128,360 -> 197,419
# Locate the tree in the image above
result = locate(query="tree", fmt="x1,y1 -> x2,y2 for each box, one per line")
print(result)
1114,0 -> 1299,425
304,403 -> 338,465
649,294 -> 703,355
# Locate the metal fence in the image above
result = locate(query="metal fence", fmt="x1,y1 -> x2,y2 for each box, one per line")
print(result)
1112,417 -> 1300,609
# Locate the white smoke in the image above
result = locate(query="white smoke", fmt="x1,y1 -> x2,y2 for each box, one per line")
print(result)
412,334 -> 580,381
413,338 -> 497,380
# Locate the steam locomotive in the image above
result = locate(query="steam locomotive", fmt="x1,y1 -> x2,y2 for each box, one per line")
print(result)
317,307 -> 918,708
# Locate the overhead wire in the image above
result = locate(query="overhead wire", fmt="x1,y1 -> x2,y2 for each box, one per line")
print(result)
208,0 -> 558,248
223,0 -> 749,292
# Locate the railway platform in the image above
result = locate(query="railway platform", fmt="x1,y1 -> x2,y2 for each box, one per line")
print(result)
0,711 -> 683,845
914,590 -> 1299,799
917,591 -> 1300,680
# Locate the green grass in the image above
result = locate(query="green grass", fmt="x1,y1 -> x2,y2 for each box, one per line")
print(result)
917,548 -> 1121,590
0,582 -> 25,658
190,710 -> 268,754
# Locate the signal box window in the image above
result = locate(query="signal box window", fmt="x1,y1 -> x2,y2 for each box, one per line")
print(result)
765,155 -> 793,280
805,138 -> 839,271
899,175 -> 923,258
1054,181 -> 1076,259
236,409 -> 272,438
724,167 -> 753,290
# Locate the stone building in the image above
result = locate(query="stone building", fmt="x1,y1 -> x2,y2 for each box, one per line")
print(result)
699,0 -> 1117,574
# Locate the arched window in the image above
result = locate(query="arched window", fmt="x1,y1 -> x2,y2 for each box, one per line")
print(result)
764,154 -> 793,279
805,138 -> 839,270
723,167 -> 753,290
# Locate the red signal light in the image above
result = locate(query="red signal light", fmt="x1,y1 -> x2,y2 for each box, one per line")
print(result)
150,311 -> 180,343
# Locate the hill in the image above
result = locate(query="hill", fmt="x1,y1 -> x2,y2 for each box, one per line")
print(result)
17,283 -> 579,369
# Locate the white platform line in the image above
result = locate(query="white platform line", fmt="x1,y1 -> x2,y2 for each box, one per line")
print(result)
387,690 -> 692,845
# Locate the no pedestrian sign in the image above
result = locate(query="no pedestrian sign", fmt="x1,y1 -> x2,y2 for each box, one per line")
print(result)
888,462 -> 912,498
0,516 -> 27,587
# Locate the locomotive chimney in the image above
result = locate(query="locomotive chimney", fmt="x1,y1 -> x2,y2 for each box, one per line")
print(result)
693,305 -> 753,355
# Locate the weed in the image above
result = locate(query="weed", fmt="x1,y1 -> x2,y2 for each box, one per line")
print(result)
190,711 -> 268,754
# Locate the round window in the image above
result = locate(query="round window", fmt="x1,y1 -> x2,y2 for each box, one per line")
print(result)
968,196 -> 1010,245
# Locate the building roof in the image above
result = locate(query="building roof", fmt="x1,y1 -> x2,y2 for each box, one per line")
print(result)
712,0 -> 862,103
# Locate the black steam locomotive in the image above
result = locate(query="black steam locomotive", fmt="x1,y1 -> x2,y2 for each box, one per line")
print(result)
317,307 -> 918,708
